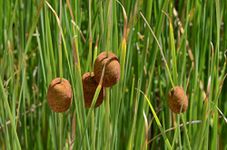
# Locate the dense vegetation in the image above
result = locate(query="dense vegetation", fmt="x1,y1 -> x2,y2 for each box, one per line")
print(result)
0,0 -> 227,149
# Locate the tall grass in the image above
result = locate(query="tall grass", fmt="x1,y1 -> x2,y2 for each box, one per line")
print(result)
0,0 -> 227,149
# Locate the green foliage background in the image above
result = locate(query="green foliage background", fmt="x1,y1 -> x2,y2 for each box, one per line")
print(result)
0,0 -> 227,149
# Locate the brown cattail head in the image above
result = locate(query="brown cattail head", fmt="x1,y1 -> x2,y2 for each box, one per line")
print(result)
47,78 -> 72,112
94,51 -> 120,87
168,86 -> 188,114
82,72 -> 105,108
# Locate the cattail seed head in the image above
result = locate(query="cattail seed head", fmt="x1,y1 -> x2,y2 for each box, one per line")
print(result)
168,86 -> 188,114
82,72 -> 105,108
94,51 -> 120,87
47,78 -> 72,112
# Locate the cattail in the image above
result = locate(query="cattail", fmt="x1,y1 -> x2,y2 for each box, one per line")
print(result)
168,86 -> 188,113
47,78 -> 72,112
82,72 -> 105,108
94,51 -> 120,87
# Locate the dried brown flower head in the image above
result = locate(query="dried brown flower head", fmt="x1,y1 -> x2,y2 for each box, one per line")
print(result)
94,51 -> 120,87
82,72 -> 105,108
47,78 -> 72,112
168,86 -> 188,114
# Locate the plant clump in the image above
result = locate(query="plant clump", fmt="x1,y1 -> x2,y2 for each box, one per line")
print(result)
94,51 -> 120,87
168,86 -> 188,114
82,72 -> 105,108
47,78 -> 72,112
